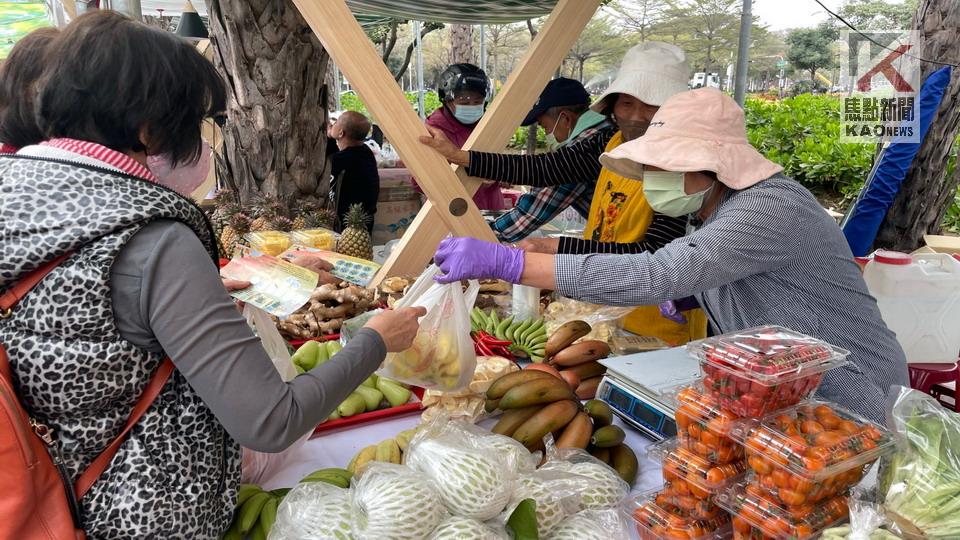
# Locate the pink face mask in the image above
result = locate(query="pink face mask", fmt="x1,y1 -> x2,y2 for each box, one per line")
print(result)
147,140 -> 211,197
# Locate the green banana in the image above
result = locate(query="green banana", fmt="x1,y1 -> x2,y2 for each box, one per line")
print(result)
236,483 -> 263,507
300,467 -> 352,488
495,316 -> 514,340
487,310 -> 500,333
249,521 -> 267,540
238,492 -> 272,534
509,319 -> 531,342
270,488 -> 292,498
221,517 -> 244,540
257,496 -> 279,537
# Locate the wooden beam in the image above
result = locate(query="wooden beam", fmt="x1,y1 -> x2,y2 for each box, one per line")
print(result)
374,0 -> 602,280
289,0 -> 495,248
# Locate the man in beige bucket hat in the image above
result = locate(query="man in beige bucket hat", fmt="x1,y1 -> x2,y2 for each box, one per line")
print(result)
431,88 -> 909,422
421,41 -> 711,346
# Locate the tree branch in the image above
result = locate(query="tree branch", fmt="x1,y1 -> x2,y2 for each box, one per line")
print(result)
394,23 -> 442,82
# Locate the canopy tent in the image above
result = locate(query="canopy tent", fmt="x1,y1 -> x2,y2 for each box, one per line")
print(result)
136,0 -> 558,24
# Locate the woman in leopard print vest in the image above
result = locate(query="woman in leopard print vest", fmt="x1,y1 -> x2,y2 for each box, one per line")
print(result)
0,12 -> 423,539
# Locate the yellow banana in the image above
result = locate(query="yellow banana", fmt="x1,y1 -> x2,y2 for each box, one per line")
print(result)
347,445 -> 377,474
395,428 -> 417,452
376,438 -> 402,464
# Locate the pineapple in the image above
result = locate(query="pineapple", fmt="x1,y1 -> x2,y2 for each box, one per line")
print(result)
272,215 -> 294,233
313,208 -> 338,230
336,204 -> 373,260
219,212 -> 251,258
291,215 -> 308,231
210,189 -> 241,237
249,195 -> 286,231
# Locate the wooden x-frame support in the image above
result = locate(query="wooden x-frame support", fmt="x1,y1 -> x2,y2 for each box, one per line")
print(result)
290,0 -> 601,284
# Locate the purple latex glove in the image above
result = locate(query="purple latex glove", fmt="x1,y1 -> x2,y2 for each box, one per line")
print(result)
658,300 -> 687,324
433,237 -> 525,284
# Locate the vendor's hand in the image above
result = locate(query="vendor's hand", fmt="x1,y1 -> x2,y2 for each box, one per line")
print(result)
517,237 -> 559,255
290,255 -> 339,285
222,278 -> 251,292
433,237 -> 525,284
365,307 -> 428,352
419,126 -> 470,167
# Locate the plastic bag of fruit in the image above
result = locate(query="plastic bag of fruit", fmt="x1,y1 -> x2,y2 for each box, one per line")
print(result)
539,447 -> 631,511
269,480 -> 354,540
820,490 -> 905,540
378,265 -> 478,391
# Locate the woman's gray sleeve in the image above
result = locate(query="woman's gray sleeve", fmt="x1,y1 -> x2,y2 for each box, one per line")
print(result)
111,220 -> 386,452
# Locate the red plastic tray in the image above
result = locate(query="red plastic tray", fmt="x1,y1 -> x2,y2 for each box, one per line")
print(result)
311,386 -> 425,436
288,334 -> 341,348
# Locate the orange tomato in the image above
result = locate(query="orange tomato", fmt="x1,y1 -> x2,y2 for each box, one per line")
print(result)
819,414 -> 842,429
675,405 -> 693,431
838,420 -> 859,434
800,420 -> 824,434
791,476 -> 816,495
748,455 -> 774,475
801,455 -> 826,471
701,430 -> 720,448
772,469 -> 792,489
689,423 -> 702,440
814,404 -> 835,418
814,430 -> 846,447
732,515 -> 752,534
778,487 -> 807,507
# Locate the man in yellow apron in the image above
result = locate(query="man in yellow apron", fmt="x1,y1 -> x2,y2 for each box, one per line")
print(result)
582,43 -> 707,345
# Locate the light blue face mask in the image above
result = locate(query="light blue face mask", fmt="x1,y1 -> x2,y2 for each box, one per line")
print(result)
453,104 -> 484,125
642,171 -> 712,217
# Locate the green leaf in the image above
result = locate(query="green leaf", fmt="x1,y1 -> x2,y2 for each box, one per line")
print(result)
507,498 -> 539,540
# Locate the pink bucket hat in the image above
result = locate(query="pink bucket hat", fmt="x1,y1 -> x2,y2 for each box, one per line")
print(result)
599,88 -> 783,190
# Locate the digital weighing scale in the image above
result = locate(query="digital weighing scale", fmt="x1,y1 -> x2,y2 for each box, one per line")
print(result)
597,347 -> 702,441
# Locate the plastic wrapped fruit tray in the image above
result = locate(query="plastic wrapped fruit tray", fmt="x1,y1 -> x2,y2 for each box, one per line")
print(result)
622,490 -> 732,540
654,480 -> 728,521
717,481 -> 849,540
670,384 -> 744,464
686,326 -> 849,418
727,400 -> 894,485
649,438 -> 747,500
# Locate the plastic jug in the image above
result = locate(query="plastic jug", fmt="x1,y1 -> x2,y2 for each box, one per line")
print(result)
863,250 -> 960,363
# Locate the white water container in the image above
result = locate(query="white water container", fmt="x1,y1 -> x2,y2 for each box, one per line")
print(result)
863,250 -> 960,363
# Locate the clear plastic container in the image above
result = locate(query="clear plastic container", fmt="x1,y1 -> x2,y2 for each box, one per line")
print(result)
687,326 -> 850,418
622,491 -> 731,540
671,384 -> 744,464
727,401 -> 894,483
245,230 -> 293,256
717,481 -> 849,540
745,465 -> 868,510
655,482 -> 726,521
648,439 -> 747,499
290,228 -> 337,250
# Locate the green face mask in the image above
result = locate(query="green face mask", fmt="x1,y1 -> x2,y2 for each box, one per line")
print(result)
642,171 -> 711,217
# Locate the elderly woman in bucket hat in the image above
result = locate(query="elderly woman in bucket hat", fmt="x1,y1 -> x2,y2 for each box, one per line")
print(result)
432,88 -> 908,422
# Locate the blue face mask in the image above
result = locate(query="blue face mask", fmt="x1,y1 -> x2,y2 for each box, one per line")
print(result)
453,104 -> 484,125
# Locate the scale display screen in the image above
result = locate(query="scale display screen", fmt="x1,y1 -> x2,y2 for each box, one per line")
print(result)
598,376 -> 676,441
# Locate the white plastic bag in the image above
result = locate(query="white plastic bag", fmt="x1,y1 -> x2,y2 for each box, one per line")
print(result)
268,481 -> 353,540
538,447 -> 631,511
378,265 -> 478,391
241,306 -> 313,485
544,507 -> 630,540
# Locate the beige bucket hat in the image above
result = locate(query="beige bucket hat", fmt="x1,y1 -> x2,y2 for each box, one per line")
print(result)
591,41 -> 690,111
599,88 -> 783,190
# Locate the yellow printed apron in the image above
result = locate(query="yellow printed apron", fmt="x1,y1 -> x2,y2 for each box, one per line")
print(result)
584,132 -> 708,346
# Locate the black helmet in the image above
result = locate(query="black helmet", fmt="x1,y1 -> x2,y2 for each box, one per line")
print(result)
437,63 -> 491,102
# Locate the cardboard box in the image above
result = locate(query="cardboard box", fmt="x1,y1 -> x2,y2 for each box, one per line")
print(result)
923,234 -> 960,255
373,199 -> 422,245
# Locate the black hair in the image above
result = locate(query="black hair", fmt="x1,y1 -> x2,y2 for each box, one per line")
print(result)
0,27 -> 60,148
35,11 -> 226,166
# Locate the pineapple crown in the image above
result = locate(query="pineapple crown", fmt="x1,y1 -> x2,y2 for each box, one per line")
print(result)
314,208 -> 338,229
343,203 -> 372,229
212,188 -> 238,206
229,212 -> 253,233
272,216 -> 295,232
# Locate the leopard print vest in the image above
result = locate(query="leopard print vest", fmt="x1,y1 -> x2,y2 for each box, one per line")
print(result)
0,155 -> 240,539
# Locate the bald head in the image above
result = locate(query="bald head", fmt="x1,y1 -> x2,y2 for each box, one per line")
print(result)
336,111 -> 371,143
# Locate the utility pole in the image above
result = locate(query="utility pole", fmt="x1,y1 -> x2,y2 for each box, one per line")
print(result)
733,0 -> 752,106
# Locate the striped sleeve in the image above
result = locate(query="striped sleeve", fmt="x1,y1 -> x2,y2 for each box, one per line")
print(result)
557,213 -> 688,255
466,127 -> 614,188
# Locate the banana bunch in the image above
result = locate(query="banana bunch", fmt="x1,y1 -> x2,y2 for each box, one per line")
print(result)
346,426 -> 420,474
222,484 -> 286,540
470,308 -> 547,362
324,375 -> 413,423
298,467 -> 354,488
485,369 -> 639,487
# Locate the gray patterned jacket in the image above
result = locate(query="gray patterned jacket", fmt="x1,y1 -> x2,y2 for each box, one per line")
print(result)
0,155 -> 239,539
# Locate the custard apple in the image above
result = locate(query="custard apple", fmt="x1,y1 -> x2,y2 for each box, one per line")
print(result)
351,463 -> 445,540
427,516 -> 507,540
541,459 -> 629,511
406,438 -> 511,520
475,433 -> 538,475
544,510 -> 610,540
269,482 -> 353,540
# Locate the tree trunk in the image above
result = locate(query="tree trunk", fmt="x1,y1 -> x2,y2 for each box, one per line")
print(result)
875,0 -> 960,250
206,0 -> 330,205
810,68 -> 817,82
449,24 -> 475,65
